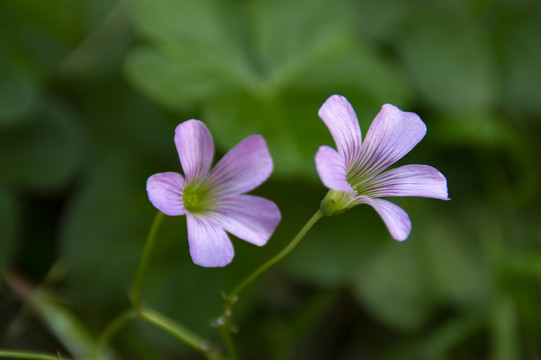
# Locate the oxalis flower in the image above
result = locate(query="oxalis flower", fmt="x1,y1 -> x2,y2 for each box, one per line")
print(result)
147,120 -> 281,267
316,95 -> 449,241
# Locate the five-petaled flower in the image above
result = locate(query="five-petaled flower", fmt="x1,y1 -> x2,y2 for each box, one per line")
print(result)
316,95 -> 449,241
147,120 -> 281,267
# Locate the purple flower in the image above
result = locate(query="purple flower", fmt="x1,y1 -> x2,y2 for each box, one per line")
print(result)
147,120 -> 281,267
316,95 -> 449,241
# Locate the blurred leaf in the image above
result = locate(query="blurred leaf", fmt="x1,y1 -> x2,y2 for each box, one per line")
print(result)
490,295 -> 519,360
282,205 -> 384,286
0,188 -> 18,278
395,10 -> 498,111
0,99 -> 82,189
432,111 -> 518,149
126,0 -> 410,177
350,238 -> 434,331
499,11 -> 541,116
421,314 -> 484,359
0,53 -> 40,126
416,203 -> 495,309
4,272 -> 119,360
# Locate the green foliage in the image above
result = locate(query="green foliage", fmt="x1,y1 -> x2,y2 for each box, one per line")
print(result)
1,0 -> 541,358
126,0 -> 410,177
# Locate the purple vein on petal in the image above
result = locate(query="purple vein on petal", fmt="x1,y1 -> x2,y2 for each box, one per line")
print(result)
186,214 -> 234,268
175,120 -> 215,182
318,95 -> 363,166
208,135 -> 273,196
210,195 -> 281,247
146,172 -> 186,216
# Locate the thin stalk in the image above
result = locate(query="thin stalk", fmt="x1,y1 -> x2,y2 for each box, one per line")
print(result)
226,210 -> 323,308
0,349 -> 73,360
140,307 -> 223,360
130,211 -> 164,308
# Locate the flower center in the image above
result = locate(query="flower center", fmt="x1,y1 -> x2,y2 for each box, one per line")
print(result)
320,190 -> 356,216
183,183 -> 212,213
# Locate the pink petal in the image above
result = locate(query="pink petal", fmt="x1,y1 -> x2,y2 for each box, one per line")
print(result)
175,120 -> 214,181
366,165 -> 449,200
318,95 -> 362,165
355,196 -> 411,241
208,135 -> 273,195
211,195 -> 281,246
355,104 -> 427,178
315,145 -> 354,192
186,214 -> 234,267
146,172 -> 185,216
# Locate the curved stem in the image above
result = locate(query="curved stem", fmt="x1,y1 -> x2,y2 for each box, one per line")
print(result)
130,211 -> 165,308
0,349 -> 73,360
217,210 -> 323,358
140,307 -> 223,360
226,210 -> 323,307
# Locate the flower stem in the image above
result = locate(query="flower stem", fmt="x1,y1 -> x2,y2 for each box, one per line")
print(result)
226,210 -> 323,306
140,307 -> 223,360
217,323 -> 238,360
217,210 -> 323,356
130,211 -> 164,308
0,349 -> 73,360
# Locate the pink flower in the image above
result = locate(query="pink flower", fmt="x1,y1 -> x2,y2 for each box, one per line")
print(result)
147,120 -> 281,267
316,95 -> 449,241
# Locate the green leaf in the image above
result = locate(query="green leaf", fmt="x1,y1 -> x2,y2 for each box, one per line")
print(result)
0,188 -> 18,279
350,237 -> 434,331
490,295 -> 520,360
0,99 -> 82,189
395,11 -> 498,111
416,203 -> 495,309
499,14 -> 541,116
0,54 -> 40,126
4,272 -> 119,360
125,0 -> 410,177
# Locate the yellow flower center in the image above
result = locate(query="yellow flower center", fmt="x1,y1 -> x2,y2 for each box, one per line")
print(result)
183,183 -> 211,213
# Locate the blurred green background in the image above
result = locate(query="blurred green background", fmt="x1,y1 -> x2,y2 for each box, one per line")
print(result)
1,0 -> 540,359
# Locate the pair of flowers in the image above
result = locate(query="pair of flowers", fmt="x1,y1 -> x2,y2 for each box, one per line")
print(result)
147,95 -> 449,267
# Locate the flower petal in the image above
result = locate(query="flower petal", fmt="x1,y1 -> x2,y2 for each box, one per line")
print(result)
175,120 -> 214,181
208,135 -> 273,195
353,104 -> 427,179
315,145 -> 354,192
146,172 -> 185,216
186,214 -> 234,267
211,195 -> 281,246
366,164 -> 449,200
355,196 -> 411,241
318,95 -> 362,165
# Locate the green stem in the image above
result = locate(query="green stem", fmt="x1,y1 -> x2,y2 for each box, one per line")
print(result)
0,349 -> 73,360
95,309 -> 137,359
140,307 -> 223,360
216,210 -> 323,359
225,210 -> 323,307
130,211 -> 164,308
217,323 -> 238,360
